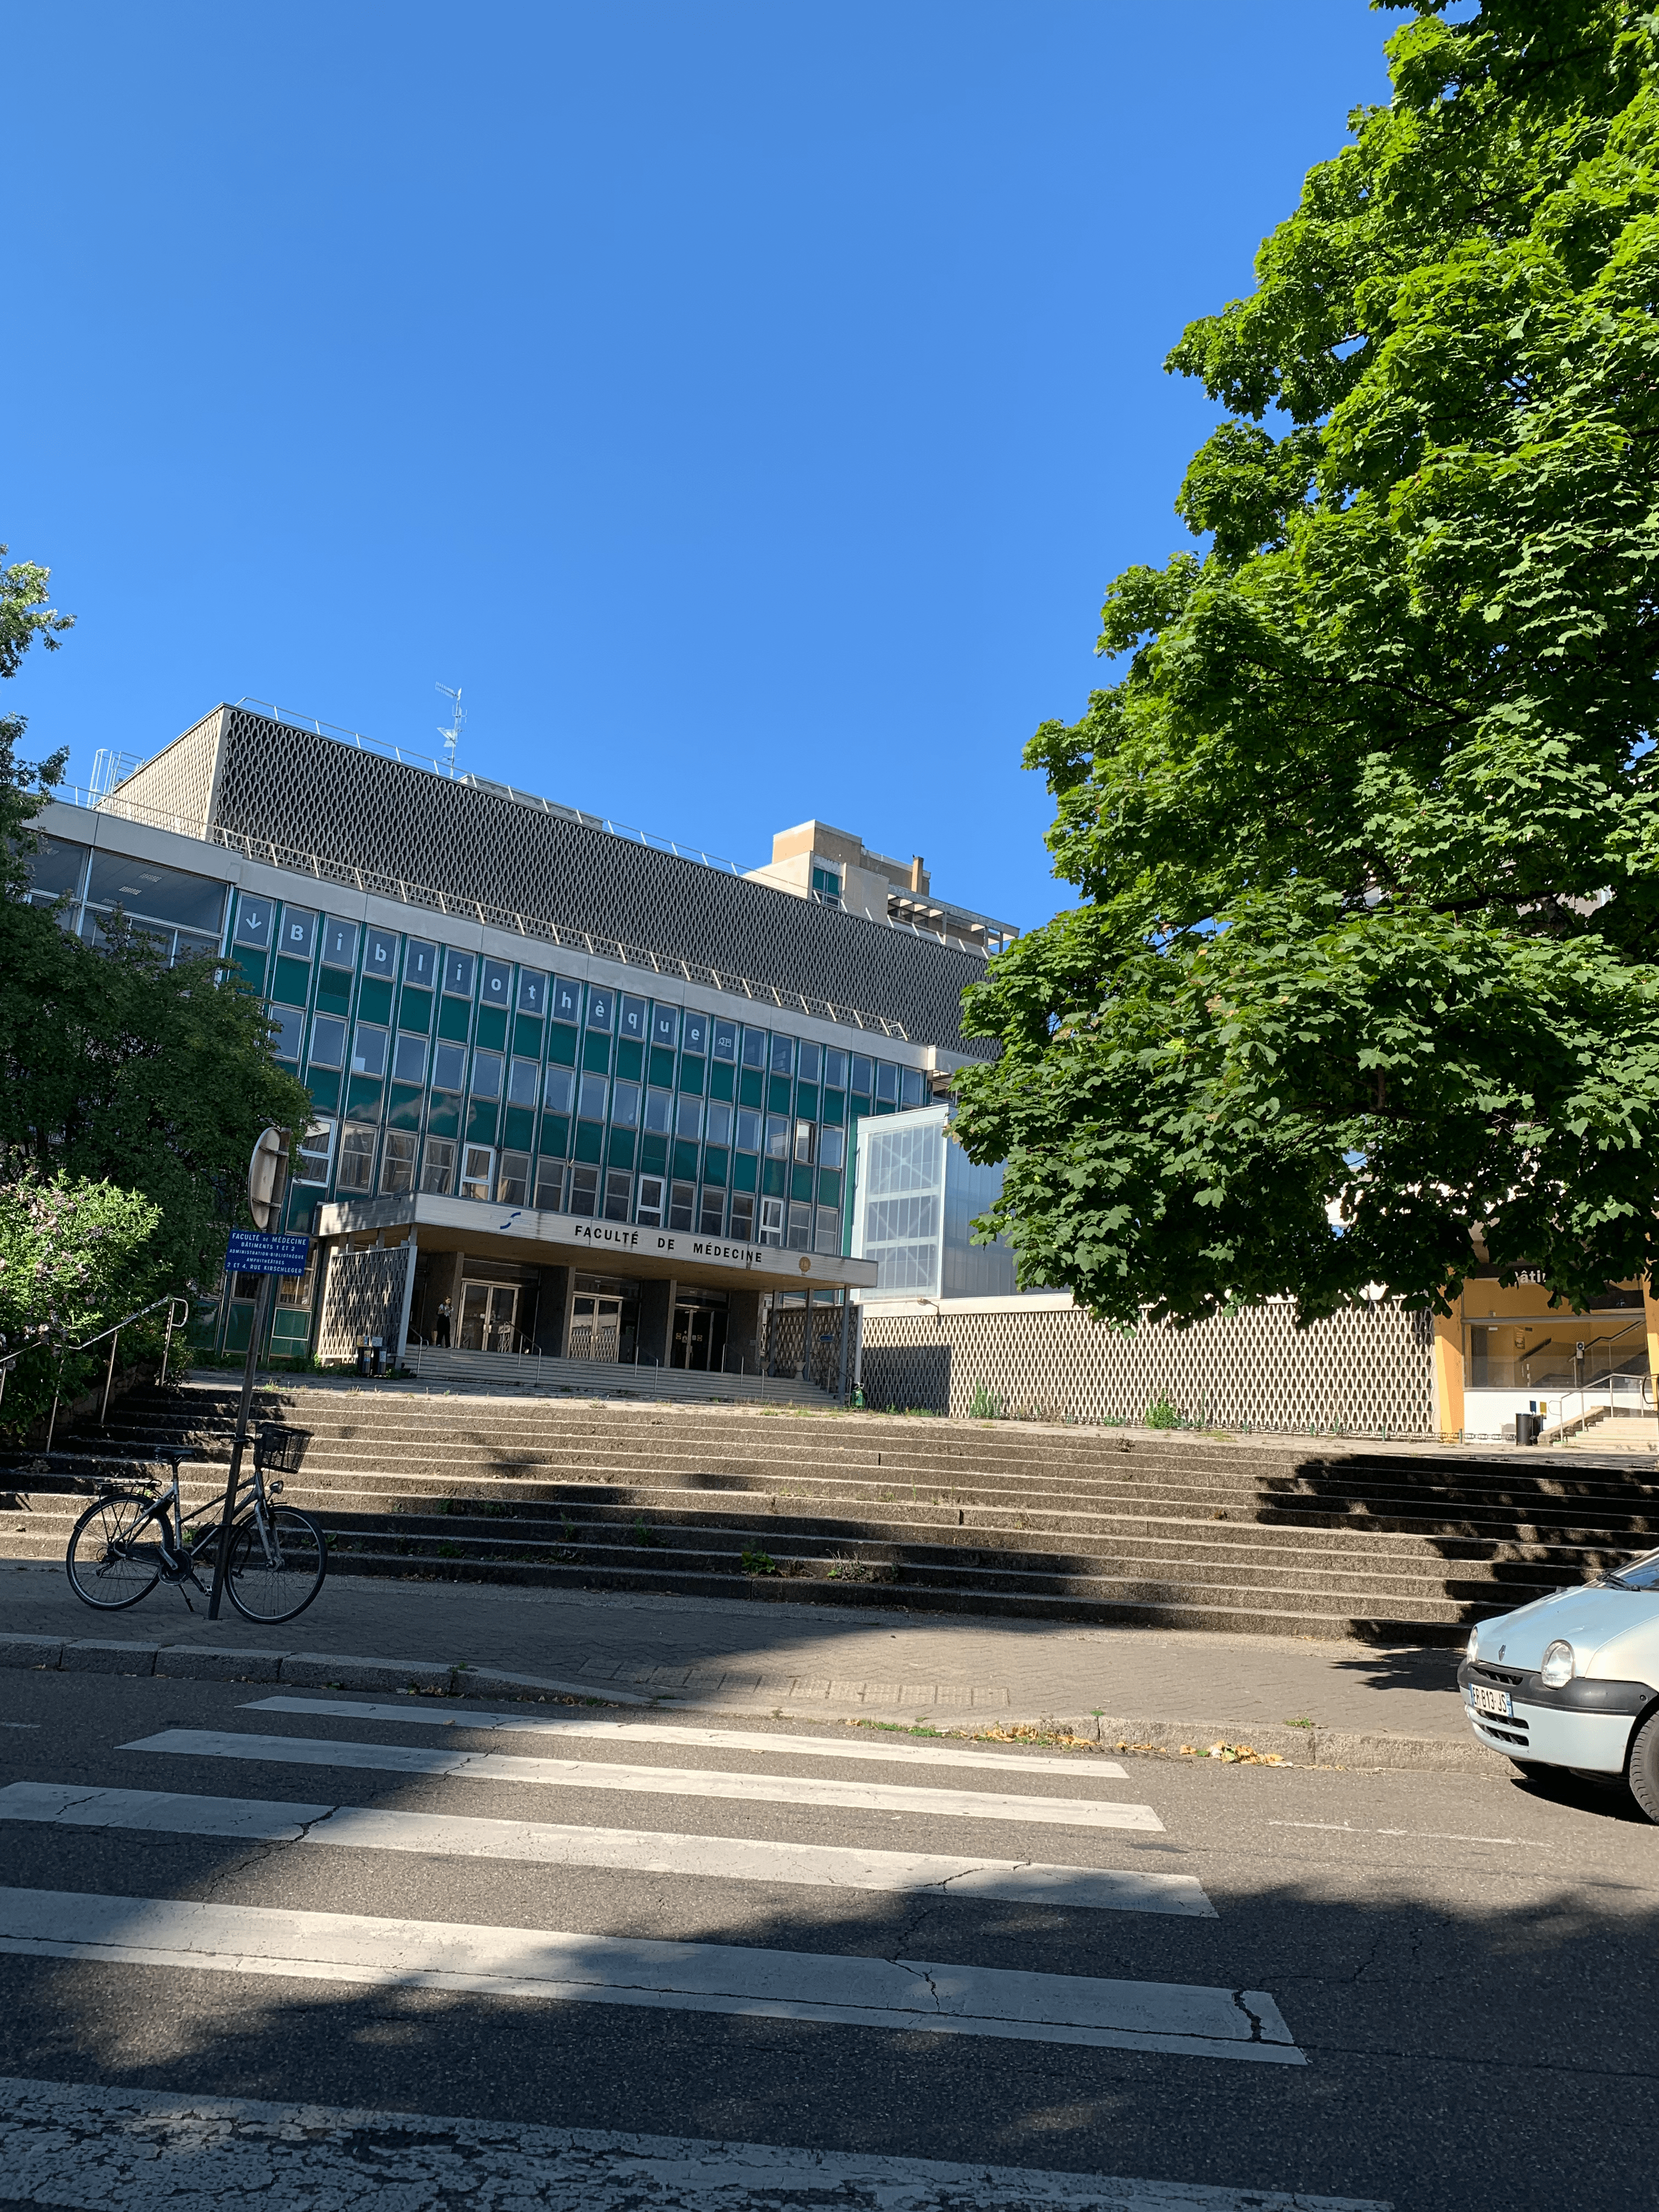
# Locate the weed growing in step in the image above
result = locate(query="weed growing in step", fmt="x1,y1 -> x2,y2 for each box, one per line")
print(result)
629,1517 -> 663,1548
741,1547 -> 780,1575
845,1719 -> 945,1738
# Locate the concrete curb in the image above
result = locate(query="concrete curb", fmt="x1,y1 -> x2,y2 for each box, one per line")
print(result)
0,1631 -> 1497,1771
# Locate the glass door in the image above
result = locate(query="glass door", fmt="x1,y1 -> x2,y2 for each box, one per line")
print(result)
460,1282 -> 521,1351
568,1294 -> 622,1361
670,1305 -> 726,1370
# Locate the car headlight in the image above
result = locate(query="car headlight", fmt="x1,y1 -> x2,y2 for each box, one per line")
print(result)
1466,1627 -> 1479,1661
1540,1640 -> 1575,1689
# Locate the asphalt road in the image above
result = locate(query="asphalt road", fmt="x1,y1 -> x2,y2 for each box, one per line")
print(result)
0,1669 -> 1654,2210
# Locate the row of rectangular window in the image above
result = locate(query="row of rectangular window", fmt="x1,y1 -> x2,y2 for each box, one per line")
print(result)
241,895 -> 913,1094
321,1120 -> 840,1252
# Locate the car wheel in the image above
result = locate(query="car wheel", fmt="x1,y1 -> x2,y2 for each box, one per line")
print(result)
1625,1708 -> 1659,1824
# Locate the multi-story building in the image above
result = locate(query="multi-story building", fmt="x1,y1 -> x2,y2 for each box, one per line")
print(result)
23,699 -> 1015,1386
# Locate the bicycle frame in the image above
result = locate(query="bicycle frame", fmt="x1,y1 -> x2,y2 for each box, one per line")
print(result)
105,1457 -> 281,1592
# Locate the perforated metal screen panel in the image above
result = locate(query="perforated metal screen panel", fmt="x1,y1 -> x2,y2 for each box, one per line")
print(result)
205,709 -> 990,1053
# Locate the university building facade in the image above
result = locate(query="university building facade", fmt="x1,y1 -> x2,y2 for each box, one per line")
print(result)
26,701 -> 1015,1387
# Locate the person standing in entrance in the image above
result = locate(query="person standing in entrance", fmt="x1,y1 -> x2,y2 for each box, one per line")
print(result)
436,1297 -> 453,1347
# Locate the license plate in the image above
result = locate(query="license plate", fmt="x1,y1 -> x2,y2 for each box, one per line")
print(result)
1471,1684 -> 1513,1719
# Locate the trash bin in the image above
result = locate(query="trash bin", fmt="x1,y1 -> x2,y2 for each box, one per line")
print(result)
1515,1411 -> 1544,1446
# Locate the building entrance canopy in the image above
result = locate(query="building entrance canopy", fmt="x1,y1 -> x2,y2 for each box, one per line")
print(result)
315,1191 -> 878,1297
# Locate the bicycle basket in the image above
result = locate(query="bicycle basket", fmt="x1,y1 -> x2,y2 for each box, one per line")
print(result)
253,1424 -> 310,1475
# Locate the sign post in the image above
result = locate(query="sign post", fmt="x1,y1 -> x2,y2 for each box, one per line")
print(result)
207,1136 -> 302,1620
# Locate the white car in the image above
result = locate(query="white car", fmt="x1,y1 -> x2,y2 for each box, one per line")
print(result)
1459,1546 -> 1659,1821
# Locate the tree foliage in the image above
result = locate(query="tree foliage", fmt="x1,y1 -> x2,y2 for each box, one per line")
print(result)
955,2 -> 1659,1324
0,546 -> 311,1406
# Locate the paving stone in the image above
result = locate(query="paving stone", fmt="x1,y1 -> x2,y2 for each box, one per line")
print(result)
0,1636 -> 64,1670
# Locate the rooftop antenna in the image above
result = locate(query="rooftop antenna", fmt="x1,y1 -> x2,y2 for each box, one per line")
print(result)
436,682 -> 465,776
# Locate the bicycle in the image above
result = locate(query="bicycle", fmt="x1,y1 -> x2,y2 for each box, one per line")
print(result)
64,1424 -> 326,1626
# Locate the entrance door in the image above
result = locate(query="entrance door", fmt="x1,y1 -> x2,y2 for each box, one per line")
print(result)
670,1305 -> 728,1371
460,1282 -> 520,1352
568,1294 -> 622,1361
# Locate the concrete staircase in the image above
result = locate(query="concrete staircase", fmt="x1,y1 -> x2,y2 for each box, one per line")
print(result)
8,1381 -> 1659,1645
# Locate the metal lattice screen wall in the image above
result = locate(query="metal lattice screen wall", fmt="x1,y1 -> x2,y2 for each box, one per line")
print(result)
859,1299 -> 1436,1435
317,1244 -> 413,1362
202,710 -> 989,1053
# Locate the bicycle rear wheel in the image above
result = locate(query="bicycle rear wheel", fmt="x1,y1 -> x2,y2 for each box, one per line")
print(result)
224,1504 -> 326,1623
66,1491 -> 162,1610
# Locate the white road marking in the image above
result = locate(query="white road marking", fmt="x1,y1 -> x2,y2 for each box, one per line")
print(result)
246,1697 -> 1131,1779
0,2073 -> 1385,2208
0,1782 -> 1214,1916
121,1731 -> 1166,1831
0,1889 -> 1302,2062
1269,1821 -> 1553,1849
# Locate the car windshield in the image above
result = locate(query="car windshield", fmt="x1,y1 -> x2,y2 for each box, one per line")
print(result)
1601,1549 -> 1659,1590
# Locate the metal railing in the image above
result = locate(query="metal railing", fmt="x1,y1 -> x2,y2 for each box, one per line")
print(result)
40,790 -> 927,1039
1539,1370 -> 1656,1444
19,1294 -> 193,1451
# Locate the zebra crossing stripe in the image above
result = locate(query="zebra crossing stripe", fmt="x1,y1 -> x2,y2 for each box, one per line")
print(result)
0,1889 -> 1304,2062
0,2074 -> 1388,2209
244,1698 -> 1133,1779
120,1731 -> 1166,1830
0,1782 -> 1216,1916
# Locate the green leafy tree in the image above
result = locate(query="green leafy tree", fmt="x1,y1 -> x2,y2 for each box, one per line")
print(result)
1,545 -> 312,1398
0,1174 -> 163,1432
956,1 -> 1659,1326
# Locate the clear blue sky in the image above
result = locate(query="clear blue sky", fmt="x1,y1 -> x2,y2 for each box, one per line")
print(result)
8,1 -> 1391,934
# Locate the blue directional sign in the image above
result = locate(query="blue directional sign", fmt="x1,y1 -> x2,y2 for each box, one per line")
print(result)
225,1230 -> 311,1277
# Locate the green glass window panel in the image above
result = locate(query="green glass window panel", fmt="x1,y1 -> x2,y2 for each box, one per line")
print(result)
223,1302 -> 255,1355
427,1094 -> 461,1138
650,1045 -> 676,1088
232,948 -> 267,992
387,1081 -> 425,1131
672,1138 -> 699,1181
708,1059 -> 735,1103
768,1074 -> 792,1116
476,1006 -> 508,1052
574,1120 -> 603,1164
347,1075 -> 385,1118
615,1037 -> 643,1081
314,971 -> 351,1017
851,1092 -> 871,1116
607,1127 -> 636,1169
732,1152 -> 758,1194
738,1067 -> 763,1109
540,1111 -> 570,1157
398,984 -> 433,1033
583,1030 -> 612,1074
270,1308 -> 311,1352
357,977 -> 393,1025
438,996 -> 471,1043
306,1069 -> 341,1112
817,1167 -> 842,1207
548,1022 -> 577,1066
503,1104 -> 536,1150
821,1088 -> 845,1124
791,1163 -> 815,1204
513,1012 -> 544,1060
877,1100 -> 896,1115
795,1081 -> 819,1121
640,1131 -> 668,1174
467,1099 -> 500,1145
702,1144 -> 730,1184
679,1053 -> 706,1096
272,955 -> 312,1007
761,1158 -> 787,1198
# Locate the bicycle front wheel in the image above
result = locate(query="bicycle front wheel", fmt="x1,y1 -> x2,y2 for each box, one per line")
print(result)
224,1504 -> 327,1624
66,1491 -> 162,1610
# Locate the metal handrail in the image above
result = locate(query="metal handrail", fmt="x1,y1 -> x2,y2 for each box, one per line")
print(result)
22,1293 -> 193,1451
